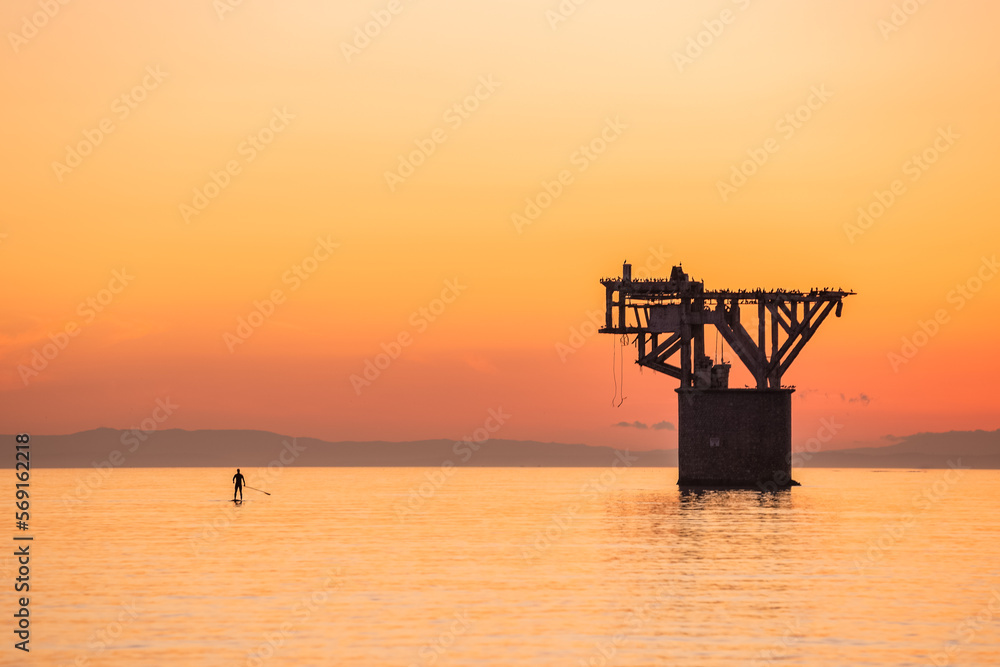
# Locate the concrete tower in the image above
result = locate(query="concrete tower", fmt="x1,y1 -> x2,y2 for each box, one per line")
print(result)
600,263 -> 853,489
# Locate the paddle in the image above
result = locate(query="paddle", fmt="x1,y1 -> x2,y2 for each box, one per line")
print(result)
245,485 -> 271,496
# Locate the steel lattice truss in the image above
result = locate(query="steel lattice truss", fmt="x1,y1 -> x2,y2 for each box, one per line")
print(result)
600,265 -> 854,389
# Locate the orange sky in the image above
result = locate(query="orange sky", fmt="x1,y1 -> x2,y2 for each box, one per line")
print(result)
2,0 -> 998,450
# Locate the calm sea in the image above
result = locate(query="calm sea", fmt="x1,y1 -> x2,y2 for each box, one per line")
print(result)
7,467 -> 999,666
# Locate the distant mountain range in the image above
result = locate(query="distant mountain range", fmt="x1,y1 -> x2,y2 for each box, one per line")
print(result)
22,428 -> 675,468
801,429 -> 1000,470
12,427 -> 999,469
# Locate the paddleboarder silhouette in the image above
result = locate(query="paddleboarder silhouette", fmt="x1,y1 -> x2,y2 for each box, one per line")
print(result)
233,469 -> 245,501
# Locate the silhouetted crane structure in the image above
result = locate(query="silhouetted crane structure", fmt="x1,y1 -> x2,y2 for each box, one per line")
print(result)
600,262 -> 854,489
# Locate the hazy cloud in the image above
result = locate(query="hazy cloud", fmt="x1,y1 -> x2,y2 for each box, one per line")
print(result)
613,420 -> 648,429
842,392 -> 872,406
796,389 -> 871,407
613,420 -> 675,431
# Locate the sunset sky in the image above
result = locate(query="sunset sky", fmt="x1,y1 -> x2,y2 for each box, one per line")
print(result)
2,0 -> 997,451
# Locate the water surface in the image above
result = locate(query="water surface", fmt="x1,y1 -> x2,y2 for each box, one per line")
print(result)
10,467 -> 999,666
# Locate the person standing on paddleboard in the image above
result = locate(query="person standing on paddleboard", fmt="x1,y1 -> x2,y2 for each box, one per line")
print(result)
233,469 -> 245,501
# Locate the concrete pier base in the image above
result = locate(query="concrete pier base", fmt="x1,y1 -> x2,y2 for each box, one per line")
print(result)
676,388 -> 796,489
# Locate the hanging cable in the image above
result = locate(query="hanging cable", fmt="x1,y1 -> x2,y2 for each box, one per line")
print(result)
615,334 -> 628,407
610,334 -> 619,407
